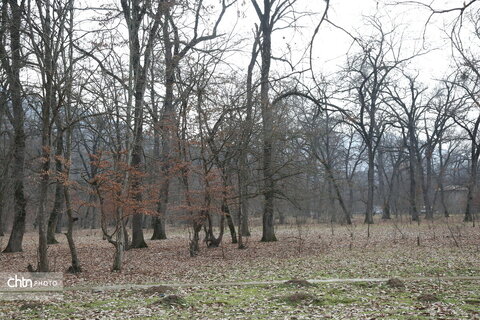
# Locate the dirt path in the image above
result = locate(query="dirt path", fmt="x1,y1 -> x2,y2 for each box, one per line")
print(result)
64,276 -> 480,292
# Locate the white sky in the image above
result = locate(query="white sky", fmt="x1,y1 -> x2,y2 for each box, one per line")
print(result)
73,0 -> 473,88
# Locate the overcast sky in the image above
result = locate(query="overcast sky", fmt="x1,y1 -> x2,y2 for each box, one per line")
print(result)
74,0 -> 472,87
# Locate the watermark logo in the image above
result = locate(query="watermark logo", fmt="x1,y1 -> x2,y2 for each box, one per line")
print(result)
0,272 -> 63,301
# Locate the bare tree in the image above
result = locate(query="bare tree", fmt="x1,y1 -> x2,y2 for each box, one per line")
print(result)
1,0 -> 27,253
340,17 -> 411,224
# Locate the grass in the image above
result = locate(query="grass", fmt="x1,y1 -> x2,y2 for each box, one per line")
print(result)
0,217 -> 479,318
0,279 -> 479,319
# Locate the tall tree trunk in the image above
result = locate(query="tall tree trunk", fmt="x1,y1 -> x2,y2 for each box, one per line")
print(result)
121,0 -> 162,249
128,69 -> 148,249
152,9 -> 177,241
438,142 -> 449,217
421,148 -> 434,220
64,176 -> 81,273
0,188 -> 4,237
150,51 -> 167,240
64,0 -> 81,273
465,155 -> 477,222
112,214 -> 125,271
365,146 -> 375,224
36,0 -> 56,272
377,146 -> 390,219
408,135 -> 419,222
259,2 -> 276,242
2,0 -> 27,253
238,30 -> 259,239
47,126 -> 64,244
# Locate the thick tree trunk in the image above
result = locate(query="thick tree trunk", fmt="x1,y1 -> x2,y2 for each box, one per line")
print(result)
55,211 -> 63,233
259,4 -> 276,242
152,10 -> 177,241
130,212 -> 147,248
3,0 -> 27,253
129,78 -> 147,249
151,216 -> 167,240
36,0 -> 56,272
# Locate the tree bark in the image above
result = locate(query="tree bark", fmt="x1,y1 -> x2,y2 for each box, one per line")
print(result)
408,132 -> 420,222
121,0 -> 163,249
421,147 -> 434,220
47,126 -> 64,244
2,0 -> 27,253
465,155 -> 477,222
258,1 -> 276,242
365,146 -> 375,224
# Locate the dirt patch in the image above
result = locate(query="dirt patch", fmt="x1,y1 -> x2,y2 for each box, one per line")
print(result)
417,293 -> 439,302
386,278 -> 405,289
161,294 -> 184,305
283,292 -> 314,303
142,285 -> 174,295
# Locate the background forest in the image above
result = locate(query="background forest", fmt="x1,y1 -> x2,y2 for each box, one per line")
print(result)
0,0 -> 479,274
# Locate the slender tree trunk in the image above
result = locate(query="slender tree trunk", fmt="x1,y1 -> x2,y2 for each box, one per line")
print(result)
121,0 -> 162,249
238,30 -> 259,239
112,215 -> 125,271
64,183 -> 81,273
365,147 -> 375,224
220,187 -> 237,243
150,52 -> 167,240
64,1 -> 81,273
465,155 -> 477,222
408,135 -> 419,222
438,143 -> 449,217
0,189 -> 4,237
328,166 -> 352,225
421,149 -> 434,220
377,147 -> 390,219
47,127 -> 64,244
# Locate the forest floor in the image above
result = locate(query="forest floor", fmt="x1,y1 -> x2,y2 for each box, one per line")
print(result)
0,215 -> 479,319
